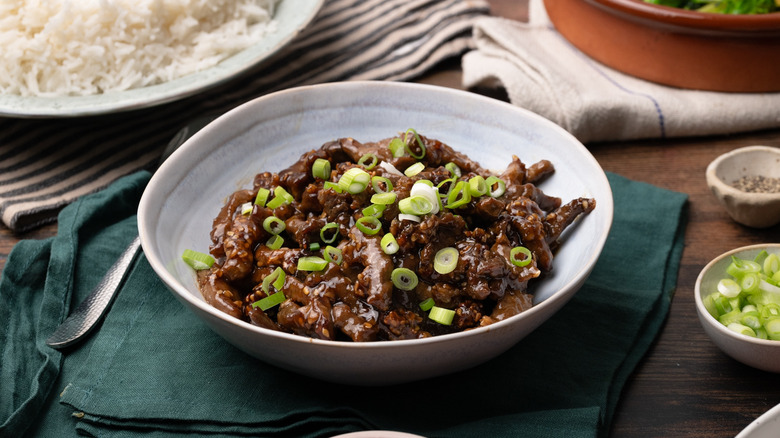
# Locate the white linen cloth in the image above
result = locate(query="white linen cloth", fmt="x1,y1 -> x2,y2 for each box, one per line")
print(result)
462,0 -> 780,143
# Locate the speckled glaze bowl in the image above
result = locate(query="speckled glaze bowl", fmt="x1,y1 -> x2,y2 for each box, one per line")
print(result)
706,146 -> 780,228
138,81 -> 613,386
543,0 -> 780,92
695,244 -> 780,373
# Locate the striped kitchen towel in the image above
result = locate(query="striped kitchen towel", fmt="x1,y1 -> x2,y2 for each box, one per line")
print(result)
462,0 -> 780,144
0,0 -> 489,232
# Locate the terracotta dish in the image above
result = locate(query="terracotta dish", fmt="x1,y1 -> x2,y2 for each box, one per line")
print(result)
543,0 -> 780,92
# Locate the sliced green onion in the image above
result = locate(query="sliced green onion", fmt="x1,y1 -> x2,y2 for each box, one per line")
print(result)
266,234 -> 284,250
312,158 -> 331,180
267,186 -> 294,209
379,161 -> 404,176
434,247 -> 459,274
398,195 -> 434,215
297,256 -> 328,271
727,322 -> 756,337
182,249 -> 215,270
323,245 -> 343,264
404,162 -> 425,177
253,291 -> 286,311
391,267 -> 418,291
380,233 -> 399,255
309,242 -> 321,251
261,267 -> 286,294
740,273 -> 760,294
410,181 -> 440,214
323,181 -> 343,193
371,192 -> 397,205
766,318 -> 780,340
338,167 -> 371,194
764,254 -> 780,278
445,181 -> 471,209
371,176 -> 394,193
485,176 -> 506,198
468,175 -> 488,196
510,246 -> 533,267
263,216 -> 286,235
398,213 -> 421,223
437,177 -> 456,198
717,278 -> 742,298
358,153 -> 378,170
254,188 -> 270,207
240,202 -> 253,216
356,216 -> 382,235
403,128 -> 426,159
319,222 -> 339,243
429,306 -> 455,325
388,138 -> 406,158
419,297 -> 435,311
362,203 -> 386,218
445,162 -> 461,177
741,305 -> 762,330
726,256 -> 761,279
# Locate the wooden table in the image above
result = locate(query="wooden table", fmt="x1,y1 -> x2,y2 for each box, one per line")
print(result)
2,1 -> 780,436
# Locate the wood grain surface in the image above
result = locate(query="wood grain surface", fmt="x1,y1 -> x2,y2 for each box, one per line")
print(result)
2,1 -> 780,436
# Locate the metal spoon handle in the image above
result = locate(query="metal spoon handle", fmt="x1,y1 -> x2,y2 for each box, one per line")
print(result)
45,235 -> 142,349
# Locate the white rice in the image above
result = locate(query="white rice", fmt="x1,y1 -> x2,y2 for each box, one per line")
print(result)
0,0 -> 278,97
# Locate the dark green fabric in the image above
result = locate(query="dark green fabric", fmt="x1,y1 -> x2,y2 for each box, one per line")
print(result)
1,170 -> 687,438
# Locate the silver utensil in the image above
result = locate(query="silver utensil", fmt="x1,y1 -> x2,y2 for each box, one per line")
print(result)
46,115 -> 216,349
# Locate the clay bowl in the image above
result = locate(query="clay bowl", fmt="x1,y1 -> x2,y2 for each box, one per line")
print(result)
543,0 -> 780,92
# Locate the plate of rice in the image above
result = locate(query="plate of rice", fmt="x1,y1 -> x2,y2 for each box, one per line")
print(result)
0,0 -> 323,117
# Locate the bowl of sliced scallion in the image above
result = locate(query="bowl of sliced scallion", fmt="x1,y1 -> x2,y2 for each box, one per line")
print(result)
695,244 -> 780,373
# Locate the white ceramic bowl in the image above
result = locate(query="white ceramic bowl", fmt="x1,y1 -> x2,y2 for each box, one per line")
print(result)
705,146 -> 780,228
695,244 -> 780,373
737,402 -> 780,438
138,81 -> 614,385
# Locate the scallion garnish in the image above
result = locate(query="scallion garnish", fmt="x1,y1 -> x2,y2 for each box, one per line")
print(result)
309,242 -> 321,251
445,181 -> 471,209
510,246 -> 533,267
403,128 -> 426,159
434,247 -> 458,274
182,249 -> 215,270
429,306 -> 455,325
485,176 -> 506,198
338,167 -> 371,194
391,267 -> 418,291
445,162 -> 461,177
410,181 -> 440,214
404,162 -> 425,177
362,203 -> 386,218
355,216 -> 382,235
323,245 -> 343,264
388,138 -> 406,158
320,222 -> 339,243
254,188 -> 270,207
266,234 -> 284,250
263,216 -> 286,235
261,267 -> 286,294
398,213 -> 421,223
267,186 -> 294,209
398,195 -> 433,216
371,176 -> 394,193
240,202 -> 253,216
717,278 -> 741,298
297,256 -> 328,271
468,175 -> 488,197
253,291 -> 286,311
358,153 -> 378,170
379,161 -> 404,176
323,181 -> 343,193
371,192 -> 397,205
312,158 -> 331,180
419,297 -> 435,311
380,233 -> 399,255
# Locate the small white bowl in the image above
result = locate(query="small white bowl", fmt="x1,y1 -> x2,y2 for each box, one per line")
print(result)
138,81 -> 613,385
695,244 -> 780,373
736,402 -> 780,438
705,146 -> 780,228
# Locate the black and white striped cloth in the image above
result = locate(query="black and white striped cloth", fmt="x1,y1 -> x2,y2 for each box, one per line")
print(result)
0,0 -> 489,232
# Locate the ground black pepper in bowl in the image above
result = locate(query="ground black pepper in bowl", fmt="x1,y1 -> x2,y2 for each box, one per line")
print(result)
732,175 -> 780,194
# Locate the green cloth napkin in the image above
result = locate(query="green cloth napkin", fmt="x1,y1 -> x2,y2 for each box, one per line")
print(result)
1,170 -> 687,438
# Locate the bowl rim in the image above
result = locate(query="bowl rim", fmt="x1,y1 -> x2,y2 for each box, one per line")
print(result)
695,243 -> 780,348
590,0 -> 780,32
705,145 -> 780,201
138,80 -> 614,350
